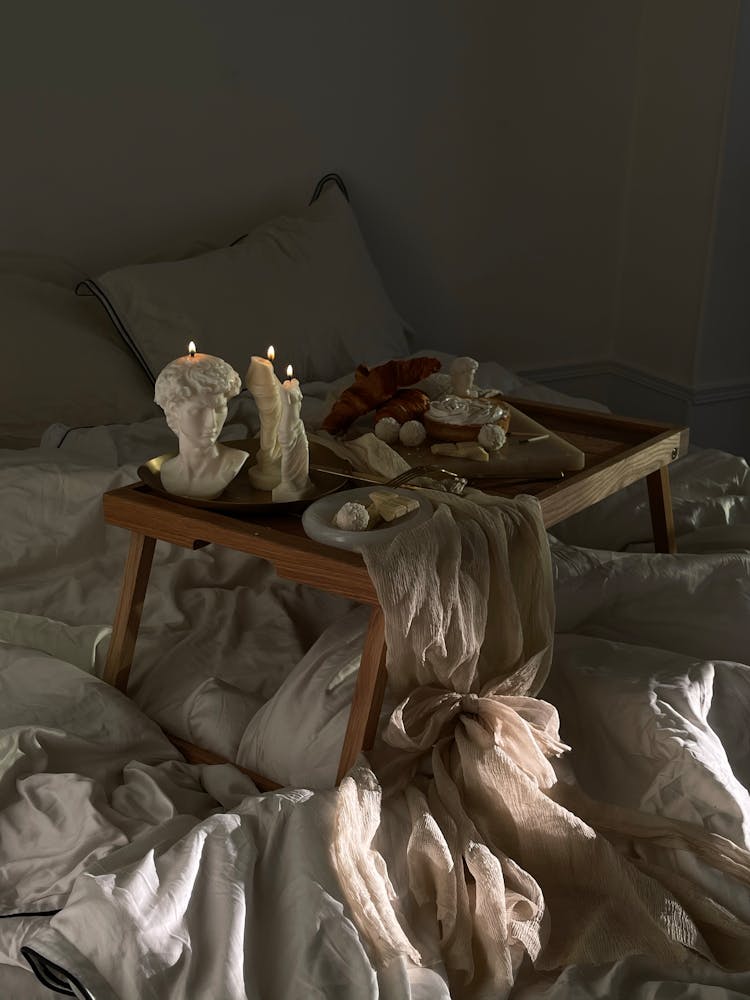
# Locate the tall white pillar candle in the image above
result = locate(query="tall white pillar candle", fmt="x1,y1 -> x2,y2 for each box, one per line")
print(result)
245,345 -> 283,490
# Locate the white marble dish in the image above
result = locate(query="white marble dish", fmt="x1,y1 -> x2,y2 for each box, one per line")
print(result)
302,486 -> 433,551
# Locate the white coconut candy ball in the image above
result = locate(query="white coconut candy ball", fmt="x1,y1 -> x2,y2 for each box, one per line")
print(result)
477,424 -> 507,451
420,371 -> 452,399
333,501 -> 370,531
374,417 -> 401,445
399,420 -> 427,447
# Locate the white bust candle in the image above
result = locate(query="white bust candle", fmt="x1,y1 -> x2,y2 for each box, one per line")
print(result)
154,342 -> 248,499
245,345 -> 283,490
272,364 -> 314,503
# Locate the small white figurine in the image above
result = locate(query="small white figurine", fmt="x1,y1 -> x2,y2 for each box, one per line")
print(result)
399,420 -> 427,447
154,350 -> 247,499
450,356 -> 479,398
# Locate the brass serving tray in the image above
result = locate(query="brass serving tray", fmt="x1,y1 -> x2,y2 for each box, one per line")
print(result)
137,438 -> 349,514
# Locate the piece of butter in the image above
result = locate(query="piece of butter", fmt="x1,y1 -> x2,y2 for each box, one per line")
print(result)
365,501 -> 384,530
368,491 -> 420,522
430,442 -> 490,462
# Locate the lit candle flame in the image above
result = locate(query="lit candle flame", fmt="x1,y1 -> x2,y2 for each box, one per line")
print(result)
267,346 -> 275,362
286,364 -> 293,379
188,341 -> 196,357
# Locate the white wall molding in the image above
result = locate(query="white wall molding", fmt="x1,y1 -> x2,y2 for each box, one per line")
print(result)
521,359 -> 750,405
692,380 -> 750,404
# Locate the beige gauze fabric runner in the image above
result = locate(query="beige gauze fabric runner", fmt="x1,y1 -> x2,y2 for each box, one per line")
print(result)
331,491 -> 750,999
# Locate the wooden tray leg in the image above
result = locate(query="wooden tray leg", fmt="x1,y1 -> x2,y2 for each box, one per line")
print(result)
102,533 -> 157,692
336,605 -> 388,785
165,732 -> 281,792
647,466 -> 677,554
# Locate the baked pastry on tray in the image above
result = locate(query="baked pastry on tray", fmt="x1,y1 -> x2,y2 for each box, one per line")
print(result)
322,357 -> 440,435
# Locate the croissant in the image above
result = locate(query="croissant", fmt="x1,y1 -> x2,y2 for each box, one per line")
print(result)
322,357 -> 441,434
375,388 -> 430,425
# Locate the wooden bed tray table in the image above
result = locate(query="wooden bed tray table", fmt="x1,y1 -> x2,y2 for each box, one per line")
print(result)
102,400 -> 688,789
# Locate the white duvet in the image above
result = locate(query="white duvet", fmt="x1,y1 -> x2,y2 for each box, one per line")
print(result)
2,358 -> 750,998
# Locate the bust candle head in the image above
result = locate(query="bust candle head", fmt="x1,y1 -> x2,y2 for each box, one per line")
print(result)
154,351 -> 248,499
155,353 -> 241,443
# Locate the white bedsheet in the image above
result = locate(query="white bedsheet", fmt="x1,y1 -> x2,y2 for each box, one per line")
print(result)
1,360 -> 749,997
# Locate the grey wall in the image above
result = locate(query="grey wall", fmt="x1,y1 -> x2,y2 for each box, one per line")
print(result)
2,0 -> 748,455
695,1 -> 750,389
0,1 -> 642,370
515,0 -> 750,455
611,0 -> 740,387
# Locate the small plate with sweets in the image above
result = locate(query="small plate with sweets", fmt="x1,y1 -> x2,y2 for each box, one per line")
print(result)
302,486 -> 433,551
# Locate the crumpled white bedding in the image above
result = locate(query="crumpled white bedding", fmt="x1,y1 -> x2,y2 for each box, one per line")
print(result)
2,358 -> 750,997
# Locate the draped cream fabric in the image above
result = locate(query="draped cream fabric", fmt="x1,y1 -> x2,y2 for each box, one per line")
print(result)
331,493 -> 750,999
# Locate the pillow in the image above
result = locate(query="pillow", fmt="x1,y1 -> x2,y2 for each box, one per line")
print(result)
82,184 -> 410,384
0,257 -> 158,448
542,634 -> 750,846
185,677 -> 266,762
236,605 -> 389,789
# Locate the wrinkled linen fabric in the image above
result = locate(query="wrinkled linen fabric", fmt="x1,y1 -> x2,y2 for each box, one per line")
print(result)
0,443 -> 354,761
22,788 -> 382,1000
1,645 -> 389,1000
332,492 -> 750,999
0,609 -> 110,671
2,367 -> 750,997
509,952 -> 750,999
0,644 -> 255,965
550,448 -> 750,554
308,430 -> 411,481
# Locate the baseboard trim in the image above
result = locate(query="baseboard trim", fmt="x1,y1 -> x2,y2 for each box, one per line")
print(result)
520,360 -> 750,407
692,380 -> 750,405
518,360 -> 750,457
